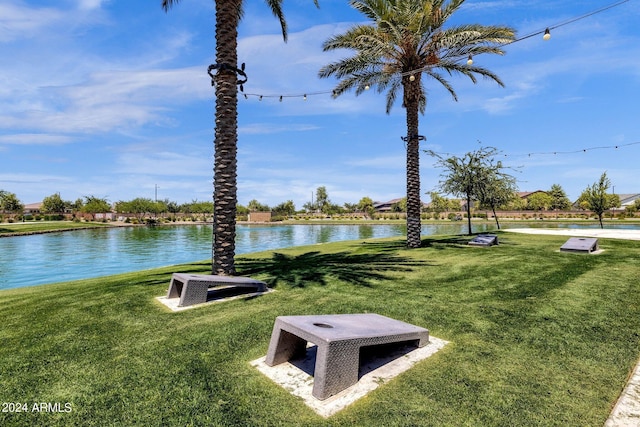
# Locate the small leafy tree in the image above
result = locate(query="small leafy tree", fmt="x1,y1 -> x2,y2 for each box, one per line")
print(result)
180,200 -> 213,215
357,197 -> 375,218
247,199 -> 270,212
81,196 -> 111,220
0,190 -> 24,217
116,198 -> 156,222
71,198 -> 84,212
526,192 -> 552,213
476,171 -> 517,230
165,200 -> 180,215
42,193 -> 65,214
343,202 -> 358,213
304,186 -> 331,213
548,184 -> 571,211
427,146 -> 515,235
577,172 -> 620,228
323,203 -> 344,215
505,196 -> 526,211
428,192 -> 450,219
273,200 -> 296,217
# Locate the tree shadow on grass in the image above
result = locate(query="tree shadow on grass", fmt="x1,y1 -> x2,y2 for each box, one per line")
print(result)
423,236 -> 472,248
236,250 -> 434,288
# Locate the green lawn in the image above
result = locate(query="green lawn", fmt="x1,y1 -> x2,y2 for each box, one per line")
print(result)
1,232 -> 639,426
0,221 -> 113,236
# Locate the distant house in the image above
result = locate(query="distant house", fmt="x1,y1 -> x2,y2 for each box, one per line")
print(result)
517,191 -> 547,201
23,202 -> 43,215
616,193 -> 640,211
373,198 -> 403,213
373,198 -> 428,213
572,193 -> 640,211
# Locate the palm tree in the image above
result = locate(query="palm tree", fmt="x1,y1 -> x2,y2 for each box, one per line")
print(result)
162,0 -> 316,275
319,0 -> 515,248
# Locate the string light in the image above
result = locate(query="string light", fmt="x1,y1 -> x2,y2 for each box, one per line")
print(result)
237,0 -> 630,102
428,141 -> 640,160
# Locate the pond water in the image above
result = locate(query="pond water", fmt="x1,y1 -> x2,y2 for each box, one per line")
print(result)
1,222 -> 638,290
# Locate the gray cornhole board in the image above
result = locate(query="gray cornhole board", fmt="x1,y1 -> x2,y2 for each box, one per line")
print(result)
560,237 -> 599,253
265,313 -> 429,400
167,273 -> 267,307
468,234 -> 498,247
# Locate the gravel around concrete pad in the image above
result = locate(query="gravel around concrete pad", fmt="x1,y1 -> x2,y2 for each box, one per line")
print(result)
251,336 -> 448,418
605,357 -> 640,427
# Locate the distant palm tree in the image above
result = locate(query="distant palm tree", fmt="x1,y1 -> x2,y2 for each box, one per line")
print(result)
319,0 -> 515,248
162,0 -> 316,275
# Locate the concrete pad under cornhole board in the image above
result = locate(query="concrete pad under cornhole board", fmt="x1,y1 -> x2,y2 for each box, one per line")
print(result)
251,336 -> 448,417
560,237 -> 600,253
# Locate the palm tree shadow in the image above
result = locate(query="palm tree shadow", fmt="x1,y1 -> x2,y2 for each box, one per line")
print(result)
236,250 -> 433,288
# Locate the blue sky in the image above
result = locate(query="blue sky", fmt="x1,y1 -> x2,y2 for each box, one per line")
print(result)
1,0 -> 639,209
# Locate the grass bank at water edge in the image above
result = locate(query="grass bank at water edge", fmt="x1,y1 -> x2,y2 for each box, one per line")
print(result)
1,232 -> 639,426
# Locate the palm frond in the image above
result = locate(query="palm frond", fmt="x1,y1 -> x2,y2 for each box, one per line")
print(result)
319,0 -> 515,113
161,0 -> 181,12
424,69 -> 457,101
384,78 -> 402,113
263,0 -> 288,41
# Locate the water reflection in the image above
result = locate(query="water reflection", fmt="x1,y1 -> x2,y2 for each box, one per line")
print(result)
1,221 -> 638,290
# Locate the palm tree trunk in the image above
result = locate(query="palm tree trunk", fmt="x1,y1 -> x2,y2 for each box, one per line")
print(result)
404,78 -> 421,249
212,0 -> 241,275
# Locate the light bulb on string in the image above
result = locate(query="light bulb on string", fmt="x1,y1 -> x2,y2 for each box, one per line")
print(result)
224,3 -> 631,104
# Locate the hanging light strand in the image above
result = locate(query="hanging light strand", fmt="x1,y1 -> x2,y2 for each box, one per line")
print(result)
426,141 -> 640,161
238,0 -> 631,102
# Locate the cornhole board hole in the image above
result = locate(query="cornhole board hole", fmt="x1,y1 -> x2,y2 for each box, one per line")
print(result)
560,237 -> 599,253
264,313 -> 429,400
166,273 -> 267,307
468,234 -> 498,247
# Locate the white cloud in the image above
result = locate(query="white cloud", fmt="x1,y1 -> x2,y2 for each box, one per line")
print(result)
0,3 -> 63,42
239,123 -> 320,135
0,67 -> 208,134
77,0 -> 108,11
115,150 -> 211,177
345,155 -> 405,169
0,134 -> 75,145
